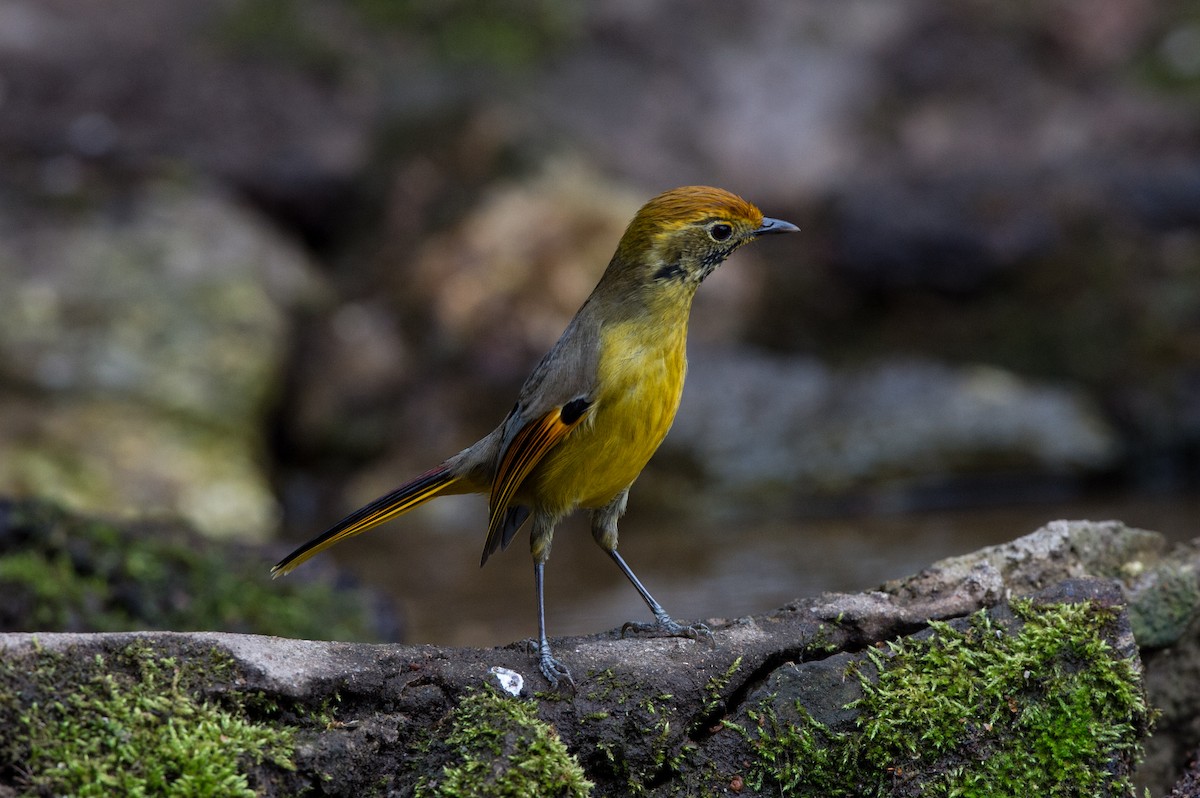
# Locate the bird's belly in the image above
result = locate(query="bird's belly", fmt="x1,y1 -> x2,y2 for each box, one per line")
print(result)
530,324 -> 686,512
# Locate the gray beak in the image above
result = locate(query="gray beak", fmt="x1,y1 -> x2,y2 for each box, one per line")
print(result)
753,216 -> 800,236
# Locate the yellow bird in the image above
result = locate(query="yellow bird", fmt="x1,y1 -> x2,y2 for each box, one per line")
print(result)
273,186 -> 798,687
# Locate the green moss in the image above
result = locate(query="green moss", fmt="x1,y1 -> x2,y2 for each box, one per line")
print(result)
1133,9 -> 1200,97
218,0 -> 582,72
583,667 -> 634,706
215,0 -> 345,74
701,656 -> 743,717
0,550 -> 107,629
416,688 -> 592,798
0,640 -> 295,797
0,499 -> 382,641
728,704 -> 845,797
804,622 -> 842,656
577,667 -> 691,793
350,0 -> 582,68
734,600 -> 1149,796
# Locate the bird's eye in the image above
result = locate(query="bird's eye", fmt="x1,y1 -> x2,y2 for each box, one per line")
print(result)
708,223 -> 733,242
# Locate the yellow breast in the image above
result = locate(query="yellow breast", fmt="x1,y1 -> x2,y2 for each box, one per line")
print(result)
530,317 -> 688,513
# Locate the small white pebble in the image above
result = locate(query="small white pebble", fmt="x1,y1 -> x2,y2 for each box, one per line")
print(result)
489,666 -> 524,696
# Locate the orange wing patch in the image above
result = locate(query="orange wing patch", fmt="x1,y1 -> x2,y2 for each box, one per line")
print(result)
483,399 -> 591,560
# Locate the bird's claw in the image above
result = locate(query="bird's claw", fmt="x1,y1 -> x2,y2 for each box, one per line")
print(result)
539,650 -> 575,691
621,616 -> 714,645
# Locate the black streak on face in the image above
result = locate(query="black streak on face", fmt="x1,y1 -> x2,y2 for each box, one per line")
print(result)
653,262 -> 685,281
696,245 -> 737,282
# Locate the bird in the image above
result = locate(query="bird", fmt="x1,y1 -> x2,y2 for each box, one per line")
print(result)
272,185 -> 799,688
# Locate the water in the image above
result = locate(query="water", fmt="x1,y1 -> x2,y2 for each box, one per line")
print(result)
331,492 -> 1198,648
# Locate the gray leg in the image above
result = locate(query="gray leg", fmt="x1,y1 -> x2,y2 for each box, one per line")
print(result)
534,561 -> 573,688
530,512 -> 573,688
592,491 -> 713,643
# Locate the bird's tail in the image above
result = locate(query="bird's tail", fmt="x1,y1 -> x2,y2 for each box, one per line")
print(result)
271,464 -> 461,577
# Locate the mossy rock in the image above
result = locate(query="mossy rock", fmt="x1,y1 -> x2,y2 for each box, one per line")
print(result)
0,524 -> 1169,796
730,586 -> 1150,797
0,498 -> 391,641
0,640 -> 299,797
416,688 -> 592,797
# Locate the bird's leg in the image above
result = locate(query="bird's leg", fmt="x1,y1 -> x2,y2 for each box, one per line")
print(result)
529,511 -> 574,689
607,549 -> 713,642
533,561 -> 574,688
592,492 -> 712,643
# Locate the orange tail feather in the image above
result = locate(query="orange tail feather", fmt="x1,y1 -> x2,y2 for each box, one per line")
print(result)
272,464 -> 460,576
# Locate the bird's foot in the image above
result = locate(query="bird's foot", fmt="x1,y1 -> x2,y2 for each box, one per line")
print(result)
621,612 -> 714,645
537,644 -> 575,691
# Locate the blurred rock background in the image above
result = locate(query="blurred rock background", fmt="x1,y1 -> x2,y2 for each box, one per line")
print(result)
0,0 -> 1197,643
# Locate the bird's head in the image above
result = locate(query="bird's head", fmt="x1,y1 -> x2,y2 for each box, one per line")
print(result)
610,186 -> 798,289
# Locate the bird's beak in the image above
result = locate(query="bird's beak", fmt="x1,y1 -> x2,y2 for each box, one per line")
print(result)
753,217 -> 800,236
